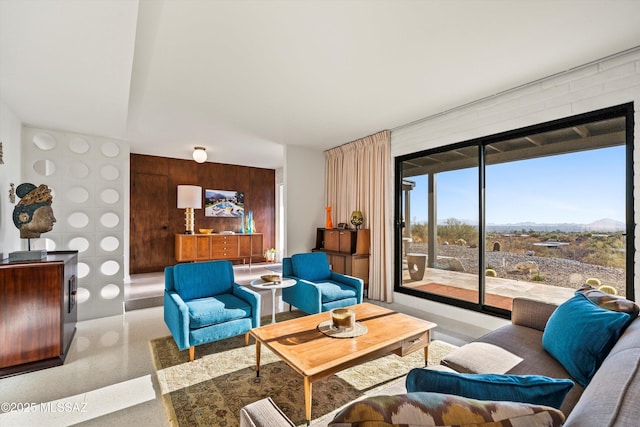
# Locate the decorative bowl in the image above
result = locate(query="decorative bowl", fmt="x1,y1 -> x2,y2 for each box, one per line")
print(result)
199,229 -> 213,234
261,274 -> 280,283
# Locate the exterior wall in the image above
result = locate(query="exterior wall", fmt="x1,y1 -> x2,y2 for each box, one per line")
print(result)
391,47 -> 640,326
0,100 -> 22,257
22,126 -> 129,321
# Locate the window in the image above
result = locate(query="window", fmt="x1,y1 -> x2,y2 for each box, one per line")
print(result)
395,104 -> 634,317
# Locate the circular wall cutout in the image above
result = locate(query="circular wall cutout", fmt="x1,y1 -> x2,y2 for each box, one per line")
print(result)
100,236 -> 120,252
78,262 -> 90,279
100,165 -> 120,181
33,159 -> 56,176
100,260 -> 120,276
100,284 -> 121,300
68,136 -> 90,154
100,212 -> 120,228
76,287 -> 90,304
68,237 -> 90,253
44,238 -> 56,251
70,161 -> 90,179
67,186 -> 90,204
100,142 -> 120,158
68,212 -> 90,228
33,133 -> 57,150
100,188 -> 120,204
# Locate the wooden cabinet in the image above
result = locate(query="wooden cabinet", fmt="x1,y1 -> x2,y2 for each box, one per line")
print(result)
313,228 -> 370,294
175,233 -> 263,264
0,251 -> 78,378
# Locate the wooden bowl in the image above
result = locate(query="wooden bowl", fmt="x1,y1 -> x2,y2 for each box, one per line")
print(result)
198,229 -> 213,234
261,274 -> 280,282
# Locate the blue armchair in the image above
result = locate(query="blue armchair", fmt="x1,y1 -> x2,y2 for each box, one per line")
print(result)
282,252 -> 363,314
164,260 -> 261,361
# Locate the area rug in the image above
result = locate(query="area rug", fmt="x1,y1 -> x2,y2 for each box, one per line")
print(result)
413,282 -> 513,310
150,311 -> 458,427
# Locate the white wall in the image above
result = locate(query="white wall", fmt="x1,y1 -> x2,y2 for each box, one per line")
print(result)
284,145 -> 325,256
22,127 -> 129,321
0,100 -> 22,257
391,47 -> 640,328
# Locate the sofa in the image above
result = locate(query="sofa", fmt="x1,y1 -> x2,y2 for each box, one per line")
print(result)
239,291 -> 640,426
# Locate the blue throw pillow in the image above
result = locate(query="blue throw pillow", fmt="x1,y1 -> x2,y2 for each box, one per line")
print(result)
405,369 -> 574,409
542,292 -> 633,387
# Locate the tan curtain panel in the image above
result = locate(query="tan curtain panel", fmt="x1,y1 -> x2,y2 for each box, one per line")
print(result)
325,130 -> 392,302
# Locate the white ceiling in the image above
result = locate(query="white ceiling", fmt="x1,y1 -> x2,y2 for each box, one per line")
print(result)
2,0 -> 640,170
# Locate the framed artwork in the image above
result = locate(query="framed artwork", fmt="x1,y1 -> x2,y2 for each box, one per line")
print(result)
204,189 -> 244,217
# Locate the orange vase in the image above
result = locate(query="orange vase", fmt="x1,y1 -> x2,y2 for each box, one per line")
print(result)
325,206 -> 333,229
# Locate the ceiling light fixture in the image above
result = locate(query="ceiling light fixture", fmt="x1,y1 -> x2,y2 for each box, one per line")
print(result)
192,146 -> 207,163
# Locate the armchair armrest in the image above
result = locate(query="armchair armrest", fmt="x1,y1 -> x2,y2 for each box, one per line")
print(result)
330,272 -> 364,303
164,290 -> 191,350
233,284 -> 262,328
511,298 -> 558,331
282,277 -> 323,314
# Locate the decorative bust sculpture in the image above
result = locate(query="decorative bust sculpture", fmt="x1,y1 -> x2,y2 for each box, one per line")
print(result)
12,183 -> 56,238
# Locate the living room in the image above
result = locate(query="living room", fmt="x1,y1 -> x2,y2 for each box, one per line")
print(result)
2,1 -> 640,426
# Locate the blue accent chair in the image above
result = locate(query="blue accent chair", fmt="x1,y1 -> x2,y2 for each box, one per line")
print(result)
281,252 -> 363,314
164,260 -> 261,361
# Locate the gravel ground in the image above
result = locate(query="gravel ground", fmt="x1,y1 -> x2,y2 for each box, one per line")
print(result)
409,243 -> 626,294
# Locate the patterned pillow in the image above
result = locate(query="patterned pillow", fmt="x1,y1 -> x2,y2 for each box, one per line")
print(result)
328,392 -> 565,427
576,285 -> 639,318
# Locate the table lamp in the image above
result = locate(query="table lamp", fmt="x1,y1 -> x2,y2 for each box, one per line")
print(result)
177,185 -> 202,234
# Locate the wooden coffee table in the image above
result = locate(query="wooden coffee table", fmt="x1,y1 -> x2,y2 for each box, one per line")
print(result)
249,302 -> 437,425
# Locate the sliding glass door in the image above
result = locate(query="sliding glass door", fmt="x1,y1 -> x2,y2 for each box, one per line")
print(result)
395,105 -> 633,316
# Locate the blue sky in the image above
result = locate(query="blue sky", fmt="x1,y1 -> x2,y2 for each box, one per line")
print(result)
407,146 -> 625,225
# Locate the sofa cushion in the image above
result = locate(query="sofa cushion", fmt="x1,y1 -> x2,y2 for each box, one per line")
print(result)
441,342 -> 523,374
576,285 -> 640,318
542,292 -> 633,387
291,252 -> 332,281
316,281 -> 357,303
185,294 -> 252,329
172,260 -> 234,300
405,369 -> 574,409
328,392 -> 565,427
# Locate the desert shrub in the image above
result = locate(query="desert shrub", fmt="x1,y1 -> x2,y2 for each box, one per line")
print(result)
438,218 -> 478,246
485,269 -> 497,277
531,273 -> 544,282
410,221 -> 428,243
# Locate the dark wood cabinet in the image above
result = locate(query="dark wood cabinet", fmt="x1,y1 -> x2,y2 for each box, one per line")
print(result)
0,251 -> 78,378
313,228 -> 370,294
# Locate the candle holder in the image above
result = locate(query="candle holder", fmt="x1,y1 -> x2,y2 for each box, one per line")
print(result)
330,308 -> 355,332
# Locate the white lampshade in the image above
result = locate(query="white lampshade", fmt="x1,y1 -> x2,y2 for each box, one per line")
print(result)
192,146 -> 207,163
177,185 -> 202,209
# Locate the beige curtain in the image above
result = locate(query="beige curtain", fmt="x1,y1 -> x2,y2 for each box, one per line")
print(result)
325,130 -> 392,302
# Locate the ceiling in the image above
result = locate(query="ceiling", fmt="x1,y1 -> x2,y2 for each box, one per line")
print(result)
2,1 -> 640,170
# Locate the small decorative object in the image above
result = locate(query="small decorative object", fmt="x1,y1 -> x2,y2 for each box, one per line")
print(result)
9,182 -> 15,204
264,247 -> 276,262
260,274 -> 280,283
10,183 -> 56,261
331,308 -> 355,332
198,228 -> 213,234
246,210 -> 254,233
325,206 -> 333,229
350,210 -> 364,229
0,141 -> 4,164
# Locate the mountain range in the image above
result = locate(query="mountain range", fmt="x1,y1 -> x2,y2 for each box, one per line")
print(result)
484,218 -> 625,233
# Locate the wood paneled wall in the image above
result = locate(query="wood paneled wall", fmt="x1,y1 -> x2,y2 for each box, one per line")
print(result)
130,154 -> 275,273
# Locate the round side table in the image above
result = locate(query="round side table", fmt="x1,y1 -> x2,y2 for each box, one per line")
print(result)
250,278 -> 297,324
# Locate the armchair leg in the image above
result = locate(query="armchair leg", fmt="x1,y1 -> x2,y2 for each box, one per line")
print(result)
244,333 -> 249,346
189,346 -> 195,362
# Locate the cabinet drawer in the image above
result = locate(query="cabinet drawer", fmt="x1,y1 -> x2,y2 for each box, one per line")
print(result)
395,331 -> 430,357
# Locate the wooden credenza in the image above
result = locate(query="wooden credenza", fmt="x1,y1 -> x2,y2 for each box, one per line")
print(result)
175,233 -> 263,264
313,228 -> 370,294
0,251 -> 78,378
